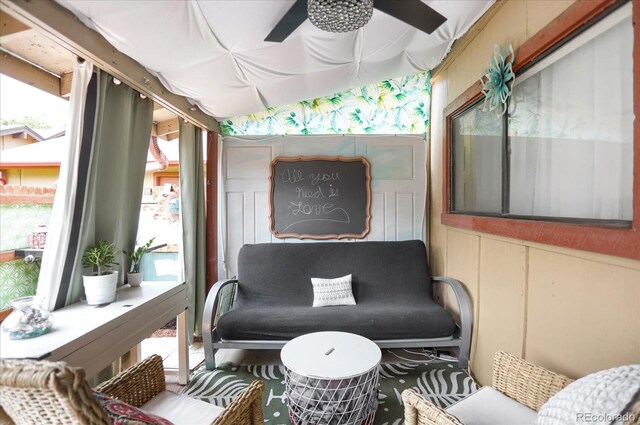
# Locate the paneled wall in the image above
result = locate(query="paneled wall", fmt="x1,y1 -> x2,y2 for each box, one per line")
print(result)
220,135 -> 426,278
430,0 -> 640,385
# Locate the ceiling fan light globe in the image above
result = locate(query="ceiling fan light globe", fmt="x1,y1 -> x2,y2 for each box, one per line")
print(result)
308,0 -> 374,33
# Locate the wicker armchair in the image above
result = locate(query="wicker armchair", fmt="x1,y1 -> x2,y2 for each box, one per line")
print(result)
402,351 -> 573,425
0,354 -> 265,425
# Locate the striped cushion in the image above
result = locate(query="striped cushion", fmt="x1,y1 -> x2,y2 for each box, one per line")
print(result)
311,274 -> 356,307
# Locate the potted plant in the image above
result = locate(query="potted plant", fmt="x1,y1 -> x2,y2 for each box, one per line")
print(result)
123,237 -> 155,287
82,240 -> 119,305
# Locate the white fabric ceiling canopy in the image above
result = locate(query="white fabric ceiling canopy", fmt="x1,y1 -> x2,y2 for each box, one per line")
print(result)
57,0 -> 493,119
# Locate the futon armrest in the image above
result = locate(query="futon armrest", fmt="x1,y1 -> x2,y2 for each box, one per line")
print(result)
402,389 -> 463,425
492,351 -> 573,412
95,354 -> 165,407
202,278 -> 238,366
431,276 -> 473,369
202,278 -> 238,334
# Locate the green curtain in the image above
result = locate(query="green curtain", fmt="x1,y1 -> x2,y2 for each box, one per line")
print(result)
178,121 -> 207,344
63,70 -> 153,306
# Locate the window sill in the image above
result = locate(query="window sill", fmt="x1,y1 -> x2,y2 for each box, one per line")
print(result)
441,213 -> 640,261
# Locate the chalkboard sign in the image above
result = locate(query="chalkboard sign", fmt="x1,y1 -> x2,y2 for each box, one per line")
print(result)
269,156 -> 371,239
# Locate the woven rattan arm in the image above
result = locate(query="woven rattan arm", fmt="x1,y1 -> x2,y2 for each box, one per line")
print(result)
492,351 -> 573,412
212,380 -> 265,425
203,278 -> 238,369
431,276 -> 473,369
402,389 -> 463,425
0,359 -> 110,425
0,407 -> 13,424
624,399 -> 640,425
95,354 -> 166,407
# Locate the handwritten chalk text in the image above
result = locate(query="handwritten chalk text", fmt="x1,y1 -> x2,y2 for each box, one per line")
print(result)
310,172 -> 340,186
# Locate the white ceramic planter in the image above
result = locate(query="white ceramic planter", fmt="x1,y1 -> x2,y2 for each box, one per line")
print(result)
82,271 -> 118,305
127,272 -> 143,287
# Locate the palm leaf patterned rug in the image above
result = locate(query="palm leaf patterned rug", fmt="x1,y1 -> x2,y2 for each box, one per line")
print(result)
182,352 -> 477,425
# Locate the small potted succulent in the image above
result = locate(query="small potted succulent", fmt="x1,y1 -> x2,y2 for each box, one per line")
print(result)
82,240 -> 119,305
123,237 -> 155,287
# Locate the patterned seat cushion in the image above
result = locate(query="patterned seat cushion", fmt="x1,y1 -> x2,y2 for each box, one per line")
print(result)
93,392 -> 173,425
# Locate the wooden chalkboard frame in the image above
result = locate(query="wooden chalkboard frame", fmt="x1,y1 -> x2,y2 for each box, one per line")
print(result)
269,156 -> 372,240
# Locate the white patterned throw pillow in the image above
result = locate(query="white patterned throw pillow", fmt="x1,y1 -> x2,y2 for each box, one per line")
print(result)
537,364 -> 640,425
311,274 -> 356,307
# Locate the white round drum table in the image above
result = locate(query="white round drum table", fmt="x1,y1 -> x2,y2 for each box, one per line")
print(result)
281,331 -> 381,425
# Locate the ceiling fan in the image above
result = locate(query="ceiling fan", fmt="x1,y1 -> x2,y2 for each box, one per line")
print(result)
265,0 -> 447,42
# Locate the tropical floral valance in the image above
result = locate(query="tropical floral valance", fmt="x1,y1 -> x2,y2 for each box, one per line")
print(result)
220,71 -> 431,136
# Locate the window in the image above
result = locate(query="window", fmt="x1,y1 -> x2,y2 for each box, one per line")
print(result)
450,3 -> 634,225
0,75 -> 70,313
451,100 -> 504,214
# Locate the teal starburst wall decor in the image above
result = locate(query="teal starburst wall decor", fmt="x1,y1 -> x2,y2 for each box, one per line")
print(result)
480,44 -> 515,115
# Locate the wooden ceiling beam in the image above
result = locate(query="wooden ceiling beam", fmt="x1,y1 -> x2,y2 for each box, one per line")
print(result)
156,117 -> 179,139
59,74 -> 169,105
59,70 -> 72,97
0,9 -> 32,43
0,0 -> 220,133
0,50 -> 60,97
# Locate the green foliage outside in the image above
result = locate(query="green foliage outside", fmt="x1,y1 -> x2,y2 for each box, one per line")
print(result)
1,116 -> 52,129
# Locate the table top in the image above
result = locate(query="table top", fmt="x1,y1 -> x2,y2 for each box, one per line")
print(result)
0,281 -> 186,361
280,331 -> 381,379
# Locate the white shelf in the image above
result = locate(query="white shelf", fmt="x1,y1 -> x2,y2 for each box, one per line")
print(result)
0,281 -> 188,380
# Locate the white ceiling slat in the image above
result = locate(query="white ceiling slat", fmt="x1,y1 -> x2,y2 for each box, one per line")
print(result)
54,0 -> 494,120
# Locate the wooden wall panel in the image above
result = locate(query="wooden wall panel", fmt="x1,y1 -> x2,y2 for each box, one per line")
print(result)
526,248 -> 640,379
367,192 -> 385,241
284,136 -> 355,157
474,238 -> 527,385
254,192 -> 272,244
226,192 -> 244,275
430,0 -> 640,385
429,79 -> 448,277
384,192 -> 397,241
225,146 -> 272,179
526,1 -> 575,38
242,191 -> 255,245
445,229 -> 480,364
396,193 -> 414,241
445,0 -> 528,105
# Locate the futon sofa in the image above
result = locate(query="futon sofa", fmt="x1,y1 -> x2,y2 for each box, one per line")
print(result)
203,240 -> 472,369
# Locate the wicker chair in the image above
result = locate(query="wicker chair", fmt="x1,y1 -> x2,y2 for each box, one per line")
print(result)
0,354 -> 265,425
402,351 -> 573,425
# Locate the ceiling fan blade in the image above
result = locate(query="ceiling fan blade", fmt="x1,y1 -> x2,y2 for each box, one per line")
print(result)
265,0 -> 308,42
375,0 -> 447,34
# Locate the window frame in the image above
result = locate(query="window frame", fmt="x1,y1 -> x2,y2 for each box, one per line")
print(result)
442,0 -> 640,261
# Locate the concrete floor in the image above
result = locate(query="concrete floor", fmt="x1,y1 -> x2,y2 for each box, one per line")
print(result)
141,337 -> 206,371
